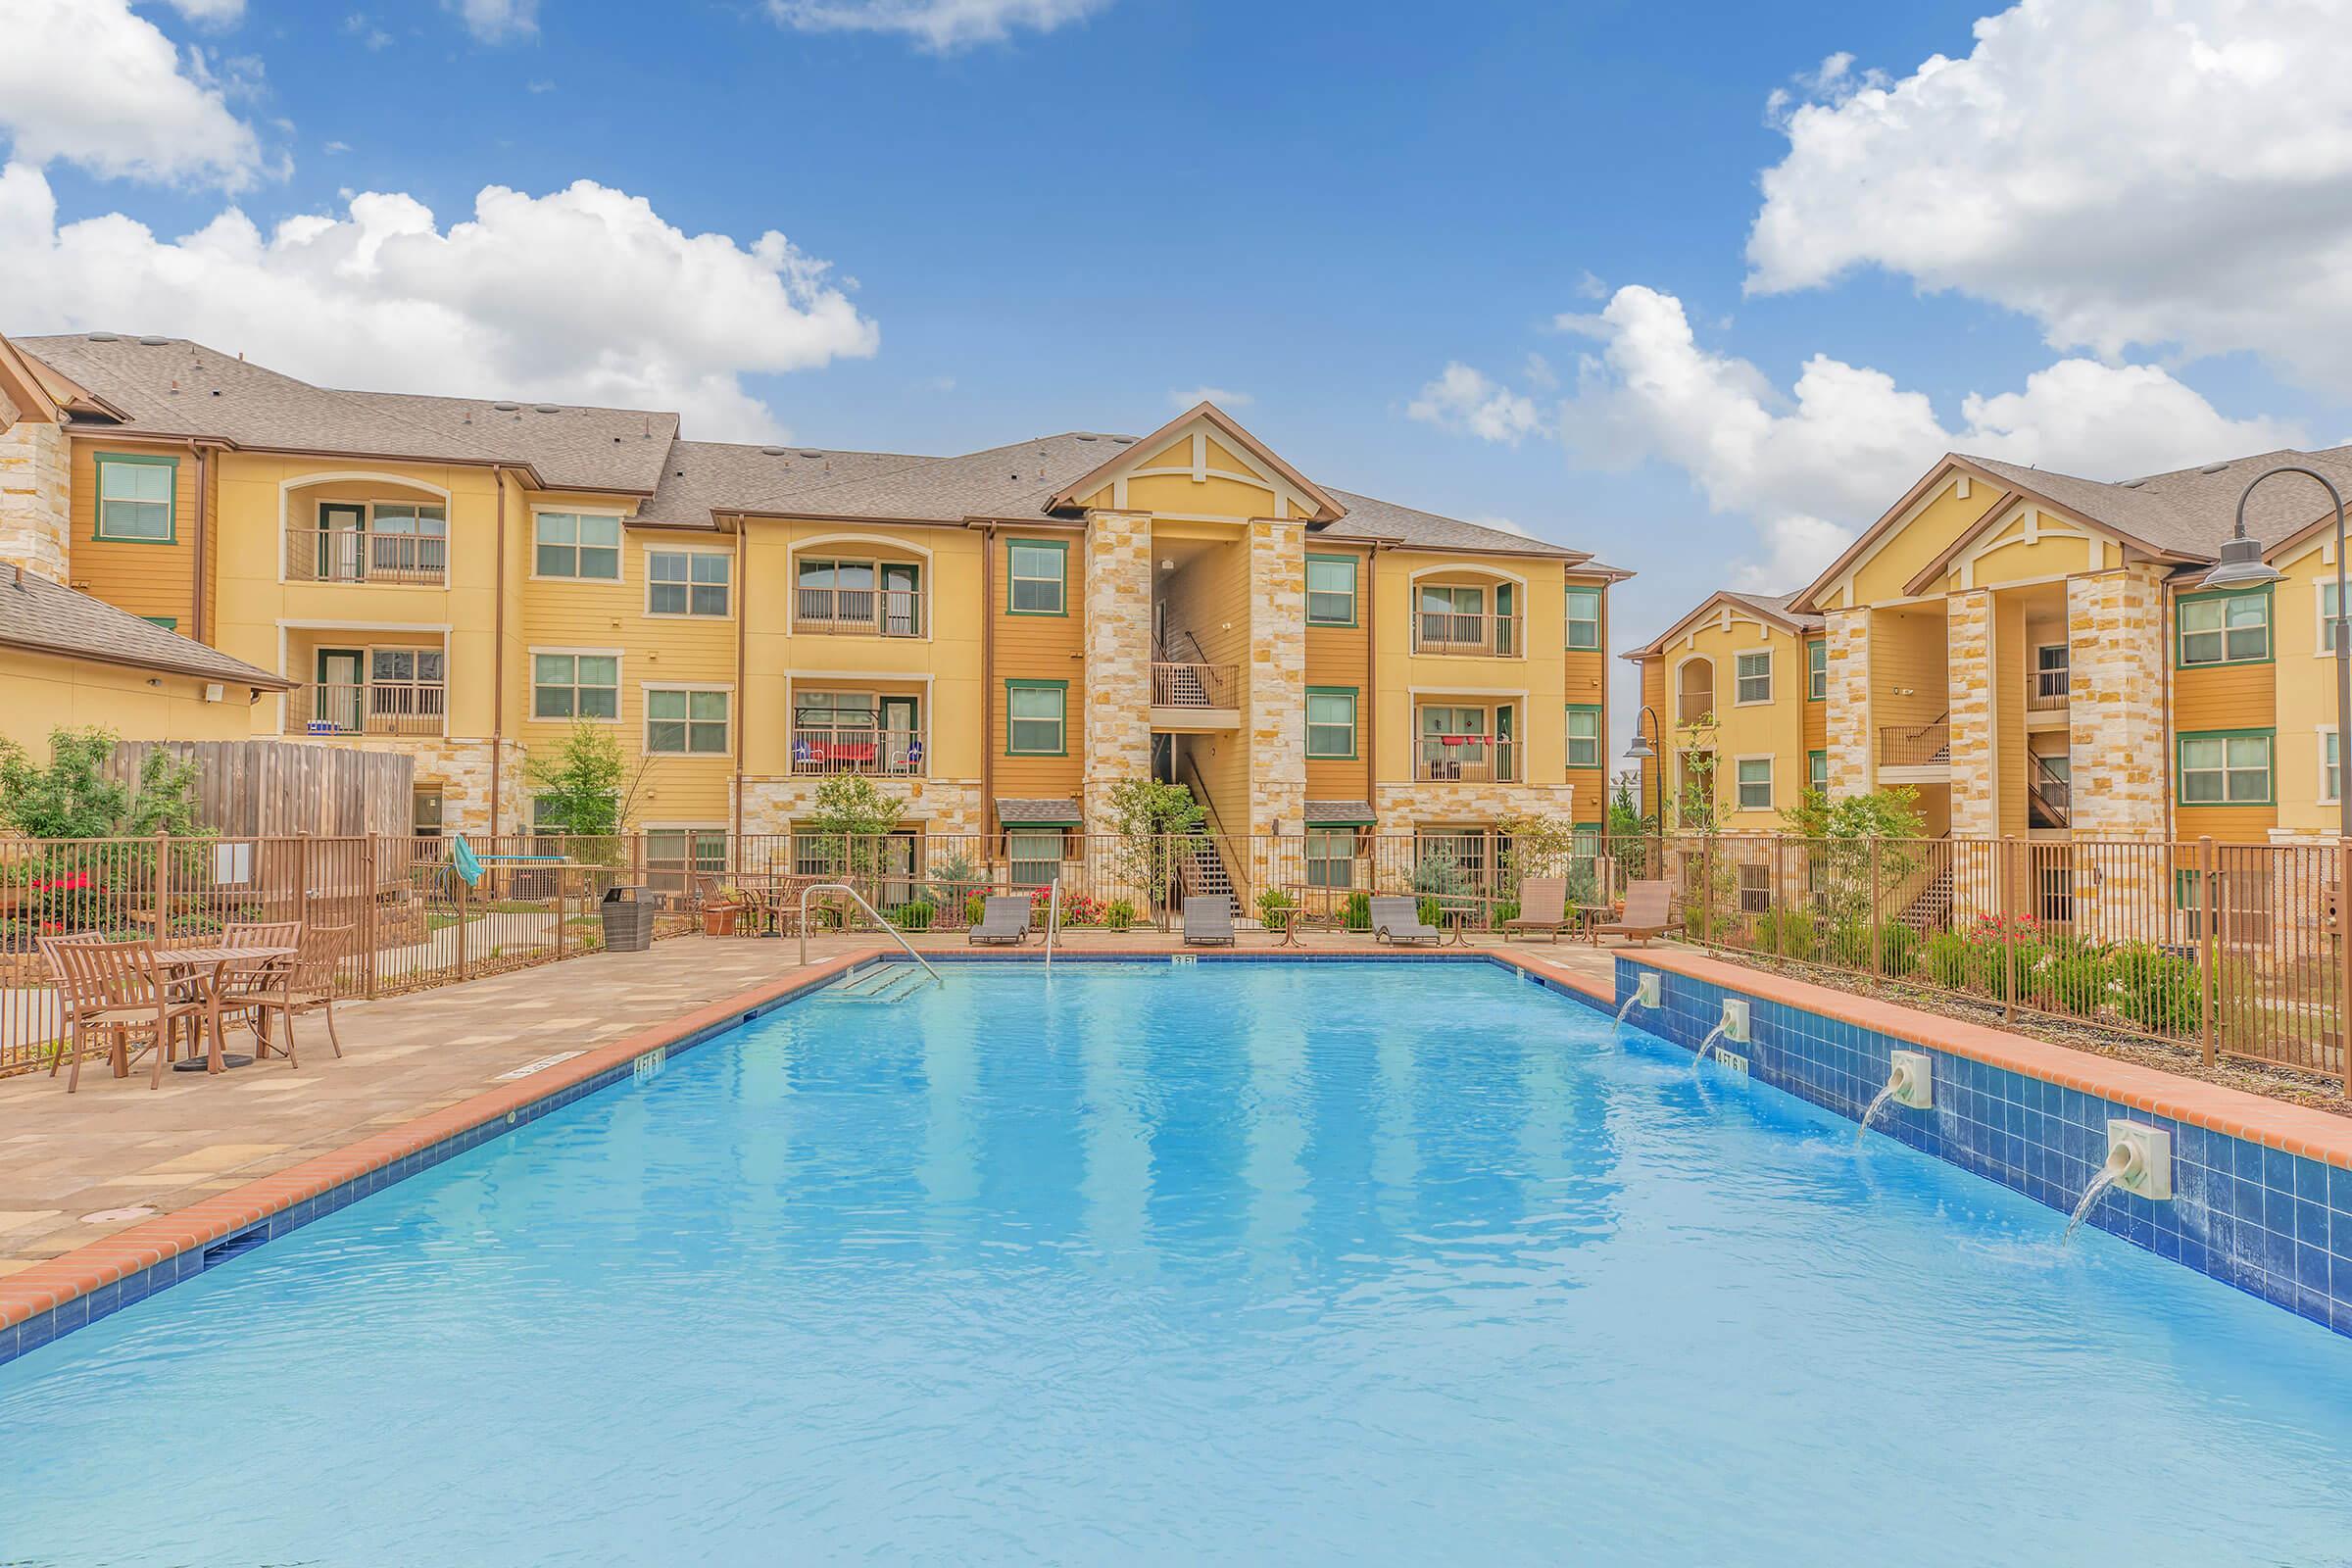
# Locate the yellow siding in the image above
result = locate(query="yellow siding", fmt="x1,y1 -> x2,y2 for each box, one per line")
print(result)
990,528 -> 1085,800
67,437 -> 198,627
1871,607 -> 1947,735
1562,571 -> 1611,821
1304,544 -> 1371,802
0,646 -> 264,754
1161,536 -> 1257,817
1842,476 -> 1993,608
1652,611 -> 1806,830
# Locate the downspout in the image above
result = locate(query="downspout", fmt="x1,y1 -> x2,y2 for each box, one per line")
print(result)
191,443 -> 210,643
2160,567 -> 2176,840
490,466 -> 507,837
1364,543 -> 1381,812
733,514 -> 747,842
981,521 -> 997,864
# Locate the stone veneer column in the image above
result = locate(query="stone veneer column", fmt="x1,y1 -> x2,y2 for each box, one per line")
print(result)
1945,588 -> 1998,919
0,418 -> 71,584
1824,607 -> 1873,796
1080,510 -> 1154,836
2068,567 -> 2171,942
1245,516 -> 1306,838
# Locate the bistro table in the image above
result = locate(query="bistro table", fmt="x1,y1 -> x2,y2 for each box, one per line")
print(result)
153,944 -> 296,1074
1431,897 -> 1481,948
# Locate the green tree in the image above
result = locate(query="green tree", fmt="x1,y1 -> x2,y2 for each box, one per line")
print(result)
1607,772 -> 1654,879
803,773 -> 906,888
1778,784 -> 1927,934
523,722 -> 643,839
1102,777 -> 1205,918
0,728 -> 204,839
1669,714 -> 1722,831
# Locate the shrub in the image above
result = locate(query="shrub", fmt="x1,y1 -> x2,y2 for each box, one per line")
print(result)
1492,900 -> 1521,927
1921,931 -> 1970,989
1255,888 -> 1297,929
2111,942 -> 2201,1035
889,901 -> 935,933
2043,947 -> 2109,1015
1753,907 -> 1818,961
1417,895 -> 1443,929
1102,899 -> 1136,931
1874,921 -> 1921,978
1343,892 -> 1371,932
1823,919 -> 1871,969
963,892 -> 987,926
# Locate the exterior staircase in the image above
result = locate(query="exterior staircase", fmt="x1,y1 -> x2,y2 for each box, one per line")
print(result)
1899,858 -> 1956,934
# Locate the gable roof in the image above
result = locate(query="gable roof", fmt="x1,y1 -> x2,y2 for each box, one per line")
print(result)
635,440 -> 932,529
1319,490 -> 1589,560
1624,588 -> 1821,662
0,564 -> 289,689
1046,402 -> 1345,522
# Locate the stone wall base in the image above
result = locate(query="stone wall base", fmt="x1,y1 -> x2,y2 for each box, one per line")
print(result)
736,776 -> 986,839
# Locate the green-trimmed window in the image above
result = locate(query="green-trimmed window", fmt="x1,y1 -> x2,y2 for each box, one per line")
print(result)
2178,729 -> 2273,805
535,512 -> 620,579
1563,586 -> 1602,650
141,615 -> 178,631
1306,555 -> 1357,625
1305,688 -> 1357,759
1565,704 -> 1602,769
1006,680 -> 1066,754
1007,829 -> 1065,886
648,551 -> 730,616
1007,541 -> 1067,614
1736,757 -> 1773,810
532,653 -> 618,720
95,453 -> 175,541
2179,588 -> 2270,665
1809,748 -> 1829,794
1807,639 -> 1827,701
646,689 -> 728,754
1305,826 -> 1356,888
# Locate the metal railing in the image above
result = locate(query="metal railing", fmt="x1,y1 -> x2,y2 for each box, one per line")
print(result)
797,881 -> 941,985
1151,662 -> 1239,709
288,528 -> 449,586
2029,667 -> 2071,711
1414,735 -> 1518,782
1413,611 -> 1521,657
793,585 -> 925,637
788,725 -> 923,776
2030,757 -> 2072,828
1879,719 -> 1950,768
287,681 -> 447,737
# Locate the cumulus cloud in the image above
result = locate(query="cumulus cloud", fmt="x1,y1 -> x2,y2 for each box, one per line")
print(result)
445,0 -> 537,43
1407,362 -> 1544,445
767,0 -> 1109,51
1468,514 -> 1534,539
1747,0 -> 2352,393
1168,384 -> 1250,411
0,0 -> 270,190
0,165 -> 880,440
160,0 -> 246,23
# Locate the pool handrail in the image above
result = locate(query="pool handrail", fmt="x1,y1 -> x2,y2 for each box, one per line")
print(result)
1045,879 -> 1060,970
797,881 -> 942,988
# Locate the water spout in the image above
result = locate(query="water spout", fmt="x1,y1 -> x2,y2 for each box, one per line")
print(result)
1854,1052 -> 1934,1149
1692,1023 -> 1728,1067
1612,995 -> 1642,1033
1855,1082 -> 1901,1149
2063,1145 -> 2133,1247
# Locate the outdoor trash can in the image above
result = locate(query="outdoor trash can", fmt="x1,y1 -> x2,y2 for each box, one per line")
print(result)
600,885 -> 656,953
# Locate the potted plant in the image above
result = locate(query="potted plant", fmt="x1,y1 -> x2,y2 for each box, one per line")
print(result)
703,885 -> 749,937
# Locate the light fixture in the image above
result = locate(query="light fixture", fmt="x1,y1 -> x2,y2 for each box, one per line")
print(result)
1624,733 -> 1656,761
2202,532 -> 2283,589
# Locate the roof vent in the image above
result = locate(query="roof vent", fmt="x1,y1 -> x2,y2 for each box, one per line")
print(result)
1076,434 -> 1097,442
137,336 -> 169,346
2121,479 -> 2145,489
86,332 -> 119,342
533,404 -> 562,414
760,446 -> 786,456
492,402 -> 520,412
801,451 -> 824,458
1111,436 -> 1135,444
2199,462 -> 2230,474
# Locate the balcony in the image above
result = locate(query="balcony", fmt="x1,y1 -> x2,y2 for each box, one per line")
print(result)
789,724 -> 925,777
1415,734 -> 1518,783
287,527 -> 448,586
288,680 -> 446,738
794,585 -> 924,638
1413,611 -> 1521,658
1150,661 -> 1240,731
1878,718 -> 1951,782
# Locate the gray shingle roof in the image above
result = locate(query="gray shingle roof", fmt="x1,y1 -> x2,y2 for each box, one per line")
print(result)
0,565 -> 289,688
996,797 -> 1080,825
1319,490 -> 1586,560
636,440 -> 933,528
766,432 -> 1138,522
1723,590 -> 1823,631
1304,800 -> 1375,824
1960,446 -> 2352,560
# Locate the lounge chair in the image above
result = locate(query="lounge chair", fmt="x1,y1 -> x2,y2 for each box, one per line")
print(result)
1369,895 -> 1441,947
1592,880 -> 1677,947
1504,877 -> 1571,944
968,895 -> 1032,946
1182,896 -> 1235,947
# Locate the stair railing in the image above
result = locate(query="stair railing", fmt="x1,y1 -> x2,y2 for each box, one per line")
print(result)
798,881 -> 942,987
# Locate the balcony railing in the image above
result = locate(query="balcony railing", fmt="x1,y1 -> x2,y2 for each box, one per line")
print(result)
288,528 -> 448,586
288,681 -> 447,737
1414,735 -> 1518,783
1151,662 -> 1239,709
1413,612 -> 1521,658
2029,667 -> 2070,711
790,725 -> 924,777
794,586 -> 925,638
1879,720 -> 1951,768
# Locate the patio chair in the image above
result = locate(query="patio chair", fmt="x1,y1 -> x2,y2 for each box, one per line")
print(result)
218,923 -> 354,1066
1592,880 -> 1678,948
34,933 -> 111,1082
1504,878 -> 1572,944
59,939 -> 206,1092
1368,895 -> 1442,948
1182,896 -> 1235,948
968,895 -> 1032,946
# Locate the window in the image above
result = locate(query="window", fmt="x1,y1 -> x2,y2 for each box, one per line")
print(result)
1807,639 -> 1827,701
2328,729 -> 2340,805
95,454 -> 174,541
646,689 -> 729,755
1564,586 -> 1602,650
1306,827 -> 1356,888
412,786 -> 444,839
1571,822 -> 1604,880
2034,644 -> 2071,703
2325,582 -> 2343,654
1676,658 -> 1714,725
1007,541 -> 1066,614
2178,730 -> 2273,805
2176,864 -> 2277,946
2038,866 -> 2075,926
648,551 -> 730,616
1006,680 -> 1066,755
1736,757 -> 1773,810
1306,688 -> 1357,759
1735,651 -> 1772,705
1566,705 -> 1602,769
532,653 -> 618,720
1809,749 -> 1829,794
142,615 -> 178,631
2178,588 -> 2270,665
534,512 -> 620,579
1007,829 -> 1063,886
1417,583 -> 1488,650
1306,555 -> 1357,625
1736,862 -> 1771,915
646,828 -> 730,883
530,795 -> 572,838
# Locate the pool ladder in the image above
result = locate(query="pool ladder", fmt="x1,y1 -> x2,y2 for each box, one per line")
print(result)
1045,878 -> 1061,970
797,881 -> 943,990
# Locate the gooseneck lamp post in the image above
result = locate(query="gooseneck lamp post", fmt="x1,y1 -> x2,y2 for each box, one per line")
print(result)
1624,704 -> 1664,866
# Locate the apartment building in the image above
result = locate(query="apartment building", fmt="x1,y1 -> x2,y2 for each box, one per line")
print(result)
1629,445 -> 2352,851
0,330 -> 1624,883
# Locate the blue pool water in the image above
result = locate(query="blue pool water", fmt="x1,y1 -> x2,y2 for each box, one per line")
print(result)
5,959 -> 2352,1564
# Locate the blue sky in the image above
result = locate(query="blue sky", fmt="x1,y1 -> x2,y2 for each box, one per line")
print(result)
12,0 -> 2352,748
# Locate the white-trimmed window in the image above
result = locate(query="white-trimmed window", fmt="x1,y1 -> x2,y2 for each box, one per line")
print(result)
1736,756 -> 1773,810
1807,639 -> 1827,701
95,454 -> 175,541
1007,541 -> 1067,613
2327,728 -> 2340,805
1563,586 -> 1601,651
532,653 -> 619,720
1735,650 -> 1773,705
2323,582 -> 2343,654
1565,706 -> 1602,769
2179,590 -> 2269,665
535,512 -> 621,579
1306,826 -> 1355,888
648,550 -> 730,616
646,688 -> 729,755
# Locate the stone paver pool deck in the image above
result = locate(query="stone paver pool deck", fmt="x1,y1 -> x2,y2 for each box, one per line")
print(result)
0,932 -> 1614,1278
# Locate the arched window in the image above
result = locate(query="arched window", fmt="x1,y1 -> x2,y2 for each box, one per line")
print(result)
1676,658 -> 1715,725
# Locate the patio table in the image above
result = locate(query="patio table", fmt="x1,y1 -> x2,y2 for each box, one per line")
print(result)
153,944 -> 296,1075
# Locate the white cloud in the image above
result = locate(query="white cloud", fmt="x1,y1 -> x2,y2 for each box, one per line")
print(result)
159,0 -> 246,23
445,0 -> 537,43
1407,362 -> 1544,445
767,0 -> 1109,51
1468,514 -> 1534,539
323,140 -> 351,155
0,165 -> 880,441
1746,0 -> 2352,394
0,0 -> 270,190
1433,284 -> 2299,588
343,13 -> 392,49
1168,384 -> 1250,411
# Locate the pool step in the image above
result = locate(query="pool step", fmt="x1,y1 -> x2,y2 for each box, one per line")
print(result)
824,963 -> 928,1002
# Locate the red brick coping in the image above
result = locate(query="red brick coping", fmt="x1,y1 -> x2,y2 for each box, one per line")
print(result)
1628,948 -> 2352,1171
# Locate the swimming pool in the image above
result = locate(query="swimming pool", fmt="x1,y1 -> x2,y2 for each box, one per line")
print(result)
4,958 -> 2350,1563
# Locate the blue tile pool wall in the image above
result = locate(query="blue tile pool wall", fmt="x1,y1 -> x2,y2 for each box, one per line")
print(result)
1613,957 -> 2352,1339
